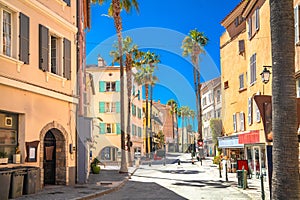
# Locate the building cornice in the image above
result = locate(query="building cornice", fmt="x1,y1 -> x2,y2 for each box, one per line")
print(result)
221,0 -> 249,28
22,0 -> 77,33
0,74 -> 78,104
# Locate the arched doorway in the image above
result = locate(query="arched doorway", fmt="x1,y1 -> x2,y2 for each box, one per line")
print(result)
42,127 -> 67,185
44,131 -> 56,184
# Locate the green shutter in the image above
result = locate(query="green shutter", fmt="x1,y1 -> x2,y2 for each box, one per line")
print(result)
116,81 -> 120,92
116,123 -> 121,135
99,81 -> 105,92
138,90 -> 140,100
116,102 -> 120,113
99,102 -> 105,113
100,123 -> 106,134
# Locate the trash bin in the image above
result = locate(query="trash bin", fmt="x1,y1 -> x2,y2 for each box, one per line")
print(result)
237,170 -> 248,189
23,167 -> 40,195
9,167 -> 26,199
0,168 -> 12,200
237,170 -> 243,188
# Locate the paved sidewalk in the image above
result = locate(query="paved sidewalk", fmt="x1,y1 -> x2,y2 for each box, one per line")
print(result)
16,167 -> 136,200
194,156 -> 270,200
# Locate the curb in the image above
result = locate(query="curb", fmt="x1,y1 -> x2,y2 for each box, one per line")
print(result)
75,168 -> 139,200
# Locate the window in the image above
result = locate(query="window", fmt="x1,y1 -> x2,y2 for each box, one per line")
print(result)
105,102 -> 116,113
250,53 -> 256,84
209,93 -> 212,103
203,97 -> 207,106
224,81 -> 229,89
216,90 -> 221,103
295,5 -> 300,44
239,74 -> 244,90
239,40 -> 245,54
216,109 -> 221,118
132,104 -> 136,116
63,0 -> 71,6
138,127 -> 142,137
39,24 -> 71,79
248,98 -> 253,125
100,123 -> 120,134
2,10 -> 11,56
234,15 -> 243,27
0,112 -> 18,163
248,8 -> 260,39
137,108 -> 142,119
106,82 -> 116,91
132,124 -> 137,136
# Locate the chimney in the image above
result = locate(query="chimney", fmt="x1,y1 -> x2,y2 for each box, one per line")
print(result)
97,55 -> 106,67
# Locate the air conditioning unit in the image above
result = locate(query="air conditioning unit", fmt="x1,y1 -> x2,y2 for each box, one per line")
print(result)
5,117 -> 12,127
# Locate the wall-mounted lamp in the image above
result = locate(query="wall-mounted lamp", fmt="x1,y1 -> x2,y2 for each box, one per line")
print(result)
260,66 -> 272,84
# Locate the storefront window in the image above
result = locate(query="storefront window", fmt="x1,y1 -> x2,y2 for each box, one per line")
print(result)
0,112 -> 18,163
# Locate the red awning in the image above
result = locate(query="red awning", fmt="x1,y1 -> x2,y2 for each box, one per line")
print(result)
238,130 -> 260,144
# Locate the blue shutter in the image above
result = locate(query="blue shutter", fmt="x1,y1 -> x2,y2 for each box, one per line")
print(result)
116,81 -> 120,92
116,102 -> 120,113
99,81 -> 105,92
138,90 -> 140,100
116,123 -> 121,135
100,123 -> 106,134
99,102 -> 105,113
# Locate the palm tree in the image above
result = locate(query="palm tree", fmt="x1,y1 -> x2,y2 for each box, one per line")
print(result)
178,106 -> 190,152
92,0 -> 139,173
167,99 -> 178,152
269,0 -> 300,198
149,77 -> 158,153
182,29 -> 208,145
110,36 -> 139,167
134,52 -> 159,156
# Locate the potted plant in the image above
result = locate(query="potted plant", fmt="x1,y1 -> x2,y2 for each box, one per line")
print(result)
91,157 -> 101,174
13,145 -> 21,164
0,152 -> 8,164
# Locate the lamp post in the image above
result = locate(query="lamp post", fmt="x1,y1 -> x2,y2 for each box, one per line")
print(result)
260,66 -> 271,94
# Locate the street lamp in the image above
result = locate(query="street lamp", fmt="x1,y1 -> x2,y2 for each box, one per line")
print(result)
260,66 -> 271,84
260,66 -> 271,94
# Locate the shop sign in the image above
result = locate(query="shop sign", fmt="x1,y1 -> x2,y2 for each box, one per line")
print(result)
218,135 -> 243,148
238,130 -> 260,144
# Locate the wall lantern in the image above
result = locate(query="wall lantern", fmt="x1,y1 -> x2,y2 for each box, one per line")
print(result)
260,66 -> 272,84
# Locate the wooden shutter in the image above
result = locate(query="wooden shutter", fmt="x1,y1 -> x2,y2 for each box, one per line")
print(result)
116,81 -> 120,92
248,98 -> 253,125
240,112 -> 245,131
19,13 -> 29,64
99,102 -> 105,113
63,0 -> 71,6
39,24 -> 48,71
99,81 -> 105,92
116,102 -> 120,113
255,8 -> 260,31
295,5 -> 300,44
248,18 -> 252,39
116,123 -> 121,135
99,123 -> 106,134
233,113 -> 237,132
63,38 -> 71,80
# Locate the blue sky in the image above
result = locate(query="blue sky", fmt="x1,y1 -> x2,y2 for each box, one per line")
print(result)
86,0 -> 240,112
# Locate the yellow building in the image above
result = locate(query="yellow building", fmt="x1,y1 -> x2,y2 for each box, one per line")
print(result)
87,60 -> 144,165
220,0 -> 272,176
0,0 -> 80,188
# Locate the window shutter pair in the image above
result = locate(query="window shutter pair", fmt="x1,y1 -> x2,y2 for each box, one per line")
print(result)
39,24 -> 71,79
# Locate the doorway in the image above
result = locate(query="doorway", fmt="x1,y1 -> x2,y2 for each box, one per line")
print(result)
44,131 -> 56,185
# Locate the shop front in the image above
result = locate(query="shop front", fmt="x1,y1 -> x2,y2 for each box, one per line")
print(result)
238,130 -> 267,179
218,135 -> 244,172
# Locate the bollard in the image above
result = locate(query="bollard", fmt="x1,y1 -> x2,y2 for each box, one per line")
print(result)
261,174 -> 265,200
242,169 -> 247,190
200,158 -> 202,166
225,163 -> 228,182
219,162 -> 222,178
178,160 -> 181,165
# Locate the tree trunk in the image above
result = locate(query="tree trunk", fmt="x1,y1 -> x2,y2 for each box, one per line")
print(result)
126,53 -> 133,167
182,116 -> 185,152
270,0 -> 300,198
145,83 -> 149,156
112,0 -> 127,173
150,84 -> 154,153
